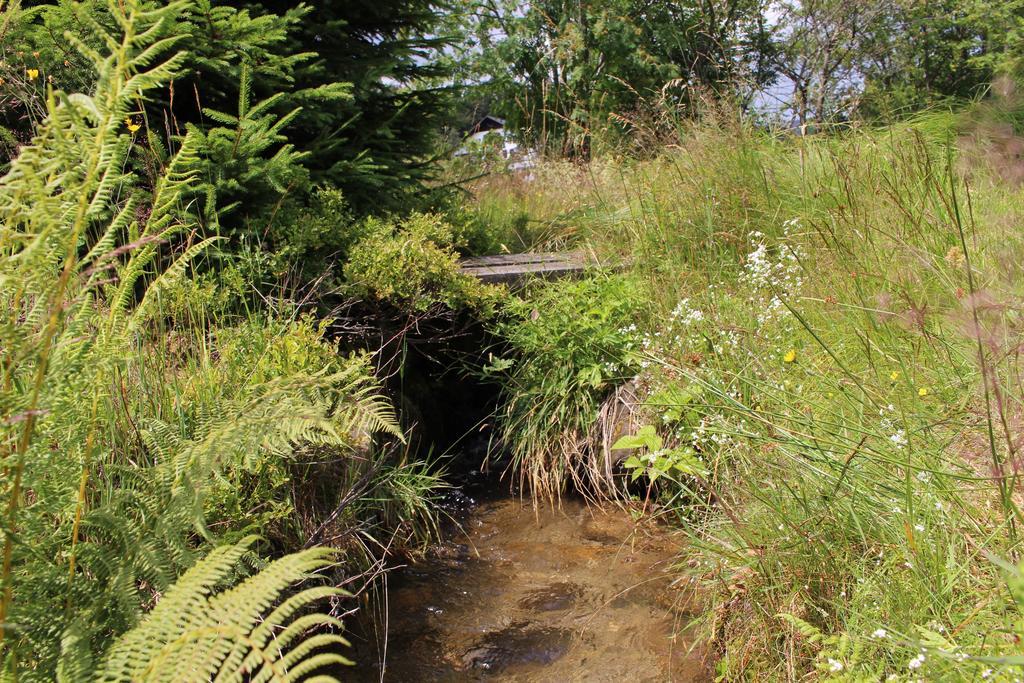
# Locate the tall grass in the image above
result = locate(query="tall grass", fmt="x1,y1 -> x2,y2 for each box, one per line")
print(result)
472,99 -> 1024,679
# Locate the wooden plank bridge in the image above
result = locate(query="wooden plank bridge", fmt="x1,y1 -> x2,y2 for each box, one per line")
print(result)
459,250 -> 603,284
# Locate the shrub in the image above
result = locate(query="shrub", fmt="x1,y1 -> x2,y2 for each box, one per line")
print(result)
487,274 -> 644,496
344,212 -> 499,312
260,187 -> 355,278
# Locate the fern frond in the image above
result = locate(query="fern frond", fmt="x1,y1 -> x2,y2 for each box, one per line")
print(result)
82,195 -> 139,266
97,539 -> 347,683
778,612 -> 824,644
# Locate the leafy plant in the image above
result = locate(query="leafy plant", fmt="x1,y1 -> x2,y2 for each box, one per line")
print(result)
93,537 -> 349,682
344,212 -> 499,312
612,425 -> 706,484
488,274 -> 643,495
0,1 -> 414,678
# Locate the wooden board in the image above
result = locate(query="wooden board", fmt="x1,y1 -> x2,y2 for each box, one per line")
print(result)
459,251 -> 584,267
459,251 -> 593,284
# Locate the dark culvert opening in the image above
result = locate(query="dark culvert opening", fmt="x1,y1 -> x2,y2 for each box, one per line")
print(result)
370,308 -> 511,495
330,296 -> 640,507
365,305 -> 641,504
338,308 -> 516,673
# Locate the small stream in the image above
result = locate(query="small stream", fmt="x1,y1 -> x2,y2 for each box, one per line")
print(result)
352,495 -> 710,682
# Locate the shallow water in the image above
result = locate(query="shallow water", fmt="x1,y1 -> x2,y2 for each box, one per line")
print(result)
352,496 -> 710,682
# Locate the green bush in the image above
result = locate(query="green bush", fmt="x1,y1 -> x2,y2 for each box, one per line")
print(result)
344,212 -> 499,311
488,274 -> 644,495
262,187 -> 354,276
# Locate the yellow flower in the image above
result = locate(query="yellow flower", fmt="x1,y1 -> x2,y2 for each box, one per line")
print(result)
26,68 -> 39,81
783,349 -> 797,363
124,117 -> 141,133
890,371 -> 900,381
918,387 -> 929,397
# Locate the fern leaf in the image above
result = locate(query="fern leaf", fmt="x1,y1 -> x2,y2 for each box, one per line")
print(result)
127,236 -> 221,331
778,613 -> 824,644
97,540 -> 346,683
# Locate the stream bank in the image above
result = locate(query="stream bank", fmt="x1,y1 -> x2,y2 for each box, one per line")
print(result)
351,494 -> 710,682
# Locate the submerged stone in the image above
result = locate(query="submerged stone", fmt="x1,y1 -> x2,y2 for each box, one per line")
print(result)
517,582 -> 583,612
462,623 -> 573,672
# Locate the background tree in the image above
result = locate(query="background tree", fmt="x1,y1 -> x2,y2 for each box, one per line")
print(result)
856,0 -> 1024,118
460,0 -> 772,156
763,0 -> 1024,127
766,0 -> 888,129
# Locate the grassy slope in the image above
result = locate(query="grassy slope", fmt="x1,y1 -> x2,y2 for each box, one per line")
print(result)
470,105 -> 1024,680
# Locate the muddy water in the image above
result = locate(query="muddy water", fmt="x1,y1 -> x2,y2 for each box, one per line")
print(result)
352,496 -> 710,682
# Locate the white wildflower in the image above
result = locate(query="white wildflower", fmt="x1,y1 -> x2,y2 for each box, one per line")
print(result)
908,653 -> 926,670
827,658 -> 843,673
872,628 -> 888,639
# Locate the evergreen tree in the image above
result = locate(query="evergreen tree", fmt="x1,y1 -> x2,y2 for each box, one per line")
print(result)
3,0 -> 456,225
237,0 -> 457,213
1,1 -> 332,224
